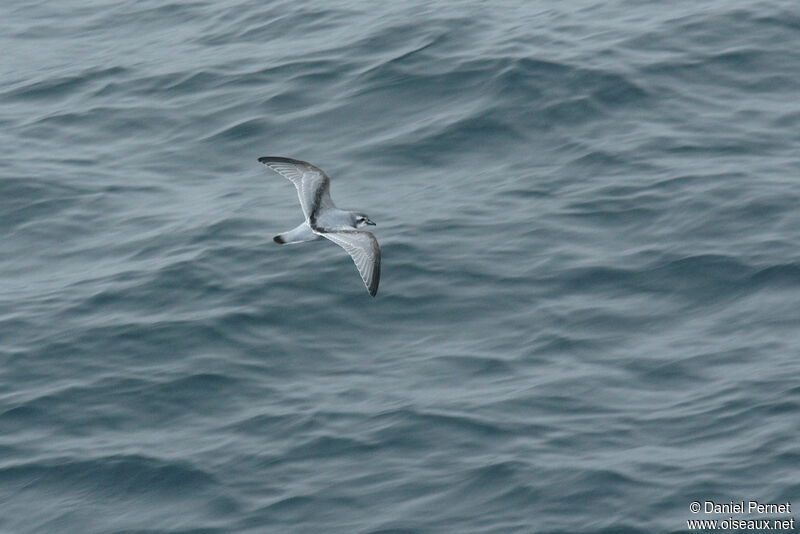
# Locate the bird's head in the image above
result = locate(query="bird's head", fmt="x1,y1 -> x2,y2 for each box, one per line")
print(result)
352,211 -> 376,228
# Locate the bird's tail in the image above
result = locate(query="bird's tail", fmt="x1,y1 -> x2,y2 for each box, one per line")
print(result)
274,222 -> 320,245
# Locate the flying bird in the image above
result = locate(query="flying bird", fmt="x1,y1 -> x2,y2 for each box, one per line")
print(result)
258,156 -> 381,297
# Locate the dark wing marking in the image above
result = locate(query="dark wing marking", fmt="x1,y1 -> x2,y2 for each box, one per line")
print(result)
320,230 -> 381,297
258,157 -> 334,222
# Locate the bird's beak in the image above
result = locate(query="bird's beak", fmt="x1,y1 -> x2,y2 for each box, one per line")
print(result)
366,219 -> 376,226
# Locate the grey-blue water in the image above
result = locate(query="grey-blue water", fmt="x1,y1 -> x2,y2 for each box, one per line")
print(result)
2,1 -> 799,532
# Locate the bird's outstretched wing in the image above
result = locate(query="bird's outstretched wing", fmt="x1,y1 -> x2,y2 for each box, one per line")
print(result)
258,156 -> 334,222
320,230 -> 381,297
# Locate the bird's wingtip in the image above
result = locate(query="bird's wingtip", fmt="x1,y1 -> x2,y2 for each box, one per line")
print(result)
259,156 -> 304,165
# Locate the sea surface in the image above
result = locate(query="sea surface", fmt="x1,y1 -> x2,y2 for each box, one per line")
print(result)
2,1 -> 799,533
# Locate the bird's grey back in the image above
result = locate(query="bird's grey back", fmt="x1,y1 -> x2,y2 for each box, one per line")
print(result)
315,207 -> 356,230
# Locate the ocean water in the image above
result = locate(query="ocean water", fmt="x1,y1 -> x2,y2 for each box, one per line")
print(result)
2,0 -> 799,532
